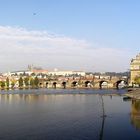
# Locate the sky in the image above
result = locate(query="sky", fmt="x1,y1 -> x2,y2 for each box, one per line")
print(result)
0,0 -> 140,73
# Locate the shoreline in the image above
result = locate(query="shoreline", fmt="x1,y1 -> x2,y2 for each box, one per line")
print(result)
0,88 -> 127,95
0,86 -> 127,91
124,88 -> 140,99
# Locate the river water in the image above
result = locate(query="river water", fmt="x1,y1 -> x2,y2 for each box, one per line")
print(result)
0,89 -> 140,140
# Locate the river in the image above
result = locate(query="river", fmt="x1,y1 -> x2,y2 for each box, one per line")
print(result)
0,89 -> 140,140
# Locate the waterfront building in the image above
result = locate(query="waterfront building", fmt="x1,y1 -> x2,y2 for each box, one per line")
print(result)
130,53 -> 140,84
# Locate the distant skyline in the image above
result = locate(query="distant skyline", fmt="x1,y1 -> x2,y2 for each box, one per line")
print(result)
0,0 -> 140,72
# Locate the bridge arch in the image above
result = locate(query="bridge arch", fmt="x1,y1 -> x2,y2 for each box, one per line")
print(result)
85,81 -> 91,87
39,82 -> 43,88
46,82 -> 48,88
52,82 -> 57,89
62,81 -> 66,89
99,81 -> 108,89
71,81 -> 78,88
115,80 -> 127,89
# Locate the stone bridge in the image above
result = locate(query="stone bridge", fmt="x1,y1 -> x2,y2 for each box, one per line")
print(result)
38,76 -> 129,89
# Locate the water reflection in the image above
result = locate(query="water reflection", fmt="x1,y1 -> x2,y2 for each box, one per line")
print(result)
0,93 -> 102,140
0,94 -> 89,104
131,99 -> 140,130
0,94 -> 41,103
0,89 -> 140,140
99,95 -> 107,140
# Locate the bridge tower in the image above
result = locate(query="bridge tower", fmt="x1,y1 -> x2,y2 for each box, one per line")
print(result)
130,53 -> 140,84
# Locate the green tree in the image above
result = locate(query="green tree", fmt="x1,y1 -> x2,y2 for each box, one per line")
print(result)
19,77 -> 23,88
11,81 -> 15,89
6,77 -> 9,89
34,77 -> 39,88
0,81 -> 5,89
23,72 -> 27,76
24,77 -> 29,87
31,73 -> 36,76
30,78 -> 35,88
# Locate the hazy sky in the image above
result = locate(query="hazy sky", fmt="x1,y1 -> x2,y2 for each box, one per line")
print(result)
0,0 -> 139,72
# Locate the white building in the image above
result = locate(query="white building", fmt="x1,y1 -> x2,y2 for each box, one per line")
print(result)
3,71 -> 33,76
48,70 -> 86,76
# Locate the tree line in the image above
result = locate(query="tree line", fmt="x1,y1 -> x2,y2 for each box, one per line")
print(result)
0,76 -> 39,89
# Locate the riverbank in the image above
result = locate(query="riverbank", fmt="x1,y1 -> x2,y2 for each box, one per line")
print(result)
0,88 -> 126,95
124,88 -> 140,99
0,86 -> 127,92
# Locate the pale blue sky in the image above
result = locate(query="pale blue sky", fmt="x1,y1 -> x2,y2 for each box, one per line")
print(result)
0,0 -> 139,72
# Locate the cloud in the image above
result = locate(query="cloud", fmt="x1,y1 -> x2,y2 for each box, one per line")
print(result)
0,26 -> 135,72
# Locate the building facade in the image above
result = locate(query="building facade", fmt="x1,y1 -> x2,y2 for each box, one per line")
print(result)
48,70 -> 86,76
130,53 -> 140,84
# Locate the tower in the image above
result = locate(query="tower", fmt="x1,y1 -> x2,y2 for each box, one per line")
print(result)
130,53 -> 140,84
